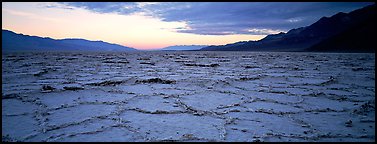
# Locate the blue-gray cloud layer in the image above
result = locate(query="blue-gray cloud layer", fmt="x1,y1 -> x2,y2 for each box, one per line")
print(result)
60,2 -> 141,14
59,2 -> 374,35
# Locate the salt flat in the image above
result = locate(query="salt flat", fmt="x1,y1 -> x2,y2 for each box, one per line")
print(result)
2,51 -> 375,142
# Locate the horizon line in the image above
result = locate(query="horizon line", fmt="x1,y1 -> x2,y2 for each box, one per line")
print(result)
3,29 -> 239,50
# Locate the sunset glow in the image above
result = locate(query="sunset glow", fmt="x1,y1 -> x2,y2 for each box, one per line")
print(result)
1,2 -> 262,50
2,2 -> 372,50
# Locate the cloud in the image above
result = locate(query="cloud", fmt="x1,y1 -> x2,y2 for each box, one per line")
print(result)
59,2 -> 141,15
247,28 -> 283,35
40,3 -> 74,10
3,8 -> 62,22
59,2 -> 374,35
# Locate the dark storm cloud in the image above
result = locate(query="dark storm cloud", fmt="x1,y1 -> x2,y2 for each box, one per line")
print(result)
60,2 -> 374,35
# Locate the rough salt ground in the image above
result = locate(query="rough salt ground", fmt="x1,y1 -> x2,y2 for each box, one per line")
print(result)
2,51 -> 375,142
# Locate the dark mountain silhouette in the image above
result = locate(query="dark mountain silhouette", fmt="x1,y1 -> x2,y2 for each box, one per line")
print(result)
306,7 -> 376,53
160,45 -> 208,51
2,30 -> 137,52
201,4 -> 375,53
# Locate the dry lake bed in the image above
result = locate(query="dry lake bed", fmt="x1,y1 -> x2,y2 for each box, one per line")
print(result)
2,51 -> 375,142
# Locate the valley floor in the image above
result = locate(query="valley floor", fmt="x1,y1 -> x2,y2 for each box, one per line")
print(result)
2,51 -> 375,142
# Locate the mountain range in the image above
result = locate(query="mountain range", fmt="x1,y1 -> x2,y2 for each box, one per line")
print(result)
2,30 -> 137,52
2,4 -> 375,53
160,45 -> 208,51
201,4 -> 376,53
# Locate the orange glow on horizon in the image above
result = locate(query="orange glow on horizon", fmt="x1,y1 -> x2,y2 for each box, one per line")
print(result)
122,34 -> 265,50
2,2 -> 267,50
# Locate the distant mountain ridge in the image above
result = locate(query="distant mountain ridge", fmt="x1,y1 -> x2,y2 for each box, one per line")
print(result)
160,45 -> 208,51
2,30 -> 137,52
201,4 -> 376,53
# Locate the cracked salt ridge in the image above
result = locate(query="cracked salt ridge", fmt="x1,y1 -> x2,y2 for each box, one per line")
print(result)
119,111 -> 224,141
2,99 -> 38,115
46,104 -> 118,127
125,95 -> 184,112
33,89 -> 135,109
2,114 -> 40,140
297,96 -> 360,111
241,101 -> 302,114
225,112 -> 311,141
26,119 -> 115,142
180,91 -> 245,111
291,112 -> 375,141
54,127 -> 144,142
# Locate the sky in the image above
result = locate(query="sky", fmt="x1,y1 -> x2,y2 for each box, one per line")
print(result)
2,2 -> 374,50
